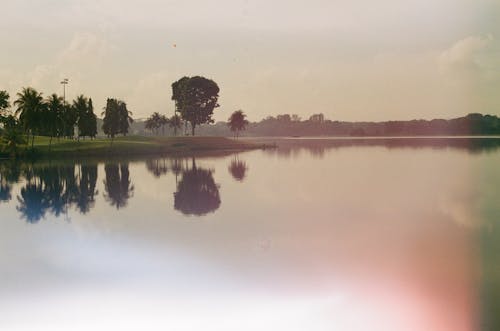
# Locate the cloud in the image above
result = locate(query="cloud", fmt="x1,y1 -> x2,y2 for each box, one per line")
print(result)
438,35 -> 493,81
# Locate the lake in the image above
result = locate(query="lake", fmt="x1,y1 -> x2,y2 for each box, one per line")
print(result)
1,137 -> 500,331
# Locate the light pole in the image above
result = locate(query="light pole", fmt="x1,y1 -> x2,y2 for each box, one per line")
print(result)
60,78 -> 69,106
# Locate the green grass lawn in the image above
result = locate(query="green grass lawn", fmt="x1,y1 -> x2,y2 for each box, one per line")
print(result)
0,135 -> 267,159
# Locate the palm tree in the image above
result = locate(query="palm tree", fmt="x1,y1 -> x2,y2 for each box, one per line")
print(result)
73,95 -> 88,141
159,115 -> 169,136
228,110 -> 249,138
46,94 -> 64,149
169,114 -> 182,136
14,87 -> 45,148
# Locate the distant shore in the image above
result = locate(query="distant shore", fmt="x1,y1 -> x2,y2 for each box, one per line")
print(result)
0,136 -> 271,160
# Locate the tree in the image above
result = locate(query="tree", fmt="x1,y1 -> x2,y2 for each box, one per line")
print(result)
227,110 -> 249,138
0,90 -> 9,119
169,114 -> 182,136
45,94 -> 64,148
145,112 -> 162,135
1,116 -> 25,157
13,87 -> 46,148
102,98 -> 133,142
73,95 -> 97,139
61,103 -> 77,139
86,98 -> 98,139
159,114 -> 169,136
171,76 -> 220,136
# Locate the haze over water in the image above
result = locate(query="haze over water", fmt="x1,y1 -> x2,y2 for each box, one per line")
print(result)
1,138 -> 499,331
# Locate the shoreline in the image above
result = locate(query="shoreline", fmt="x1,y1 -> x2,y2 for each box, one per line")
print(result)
0,136 -> 273,160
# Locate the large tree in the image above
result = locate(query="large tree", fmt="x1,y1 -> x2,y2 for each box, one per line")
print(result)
13,87 -> 46,148
102,98 -> 133,141
171,76 -> 220,136
73,95 -> 97,139
227,109 -> 249,138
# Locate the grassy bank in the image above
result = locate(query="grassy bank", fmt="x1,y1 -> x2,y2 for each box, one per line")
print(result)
0,136 -> 269,159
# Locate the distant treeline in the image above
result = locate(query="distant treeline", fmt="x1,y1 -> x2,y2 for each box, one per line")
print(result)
126,113 -> 500,137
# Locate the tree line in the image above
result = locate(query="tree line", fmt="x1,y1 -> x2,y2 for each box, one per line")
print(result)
0,88 -> 134,151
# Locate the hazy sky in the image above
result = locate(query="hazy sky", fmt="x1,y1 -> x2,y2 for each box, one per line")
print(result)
1,0 -> 499,121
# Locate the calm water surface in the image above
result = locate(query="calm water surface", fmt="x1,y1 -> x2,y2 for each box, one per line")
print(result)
1,138 -> 500,331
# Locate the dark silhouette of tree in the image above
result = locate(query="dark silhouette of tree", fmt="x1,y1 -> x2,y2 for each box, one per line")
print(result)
61,103 -> 77,139
86,98 -> 98,139
1,116 -> 25,157
145,112 -> 166,136
0,90 -> 9,119
171,76 -> 220,136
174,158 -> 220,215
103,162 -> 134,209
45,94 -> 64,148
146,158 -> 168,177
228,158 -> 248,182
72,95 -> 97,140
14,87 -> 46,147
169,114 -> 182,136
228,110 -> 249,138
102,98 -> 133,142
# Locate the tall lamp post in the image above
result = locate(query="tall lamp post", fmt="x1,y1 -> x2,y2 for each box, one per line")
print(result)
60,78 -> 69,106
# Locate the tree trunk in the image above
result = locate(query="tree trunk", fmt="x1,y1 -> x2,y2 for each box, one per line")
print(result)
49,136 -> 53,152
191,123 -> 195,136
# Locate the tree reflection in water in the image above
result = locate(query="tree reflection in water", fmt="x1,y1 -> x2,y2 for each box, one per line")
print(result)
0,161 -> 21,202
228,157 -> 248,182
103,163 -> 134,209
0,162 -> 100,223
174,158 -> 220,216
145,158 -> 168,178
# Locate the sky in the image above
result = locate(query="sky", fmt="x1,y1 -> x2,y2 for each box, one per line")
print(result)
0,0 -> 499,122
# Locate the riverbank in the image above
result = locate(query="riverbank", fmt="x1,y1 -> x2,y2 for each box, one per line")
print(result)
0,136 -> 270,159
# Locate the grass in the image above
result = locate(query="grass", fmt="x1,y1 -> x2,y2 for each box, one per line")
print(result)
0,135 -> 269,159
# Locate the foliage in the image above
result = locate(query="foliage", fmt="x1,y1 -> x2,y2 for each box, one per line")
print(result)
227,110 -> 249,138
174,159 -> 220,215
145,112 -> 169,136
73,95 -> 97,139
0,90 -> 10,118
169,114 -> 182,136
102,98 -> 133,140
14,87 -> 46,147
171,76 -> 220,136
1,117 -> 26,157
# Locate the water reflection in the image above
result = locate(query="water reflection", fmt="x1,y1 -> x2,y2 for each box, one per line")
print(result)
228,157 -> 248,182
2,140 -> 500,330
145,158 -> 169,178
174,158 -> 221,216
103,163 -> 134,209
12,163 -> 99,223
0,161 -> 21,202
259,137 -> 500,158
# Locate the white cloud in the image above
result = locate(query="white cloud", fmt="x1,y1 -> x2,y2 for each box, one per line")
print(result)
438,35 -> 493,81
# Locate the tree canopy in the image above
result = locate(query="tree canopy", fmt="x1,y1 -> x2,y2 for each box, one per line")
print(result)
171,76 -> 219,136
228,110 -> 249,138
102,98 -> 133,140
